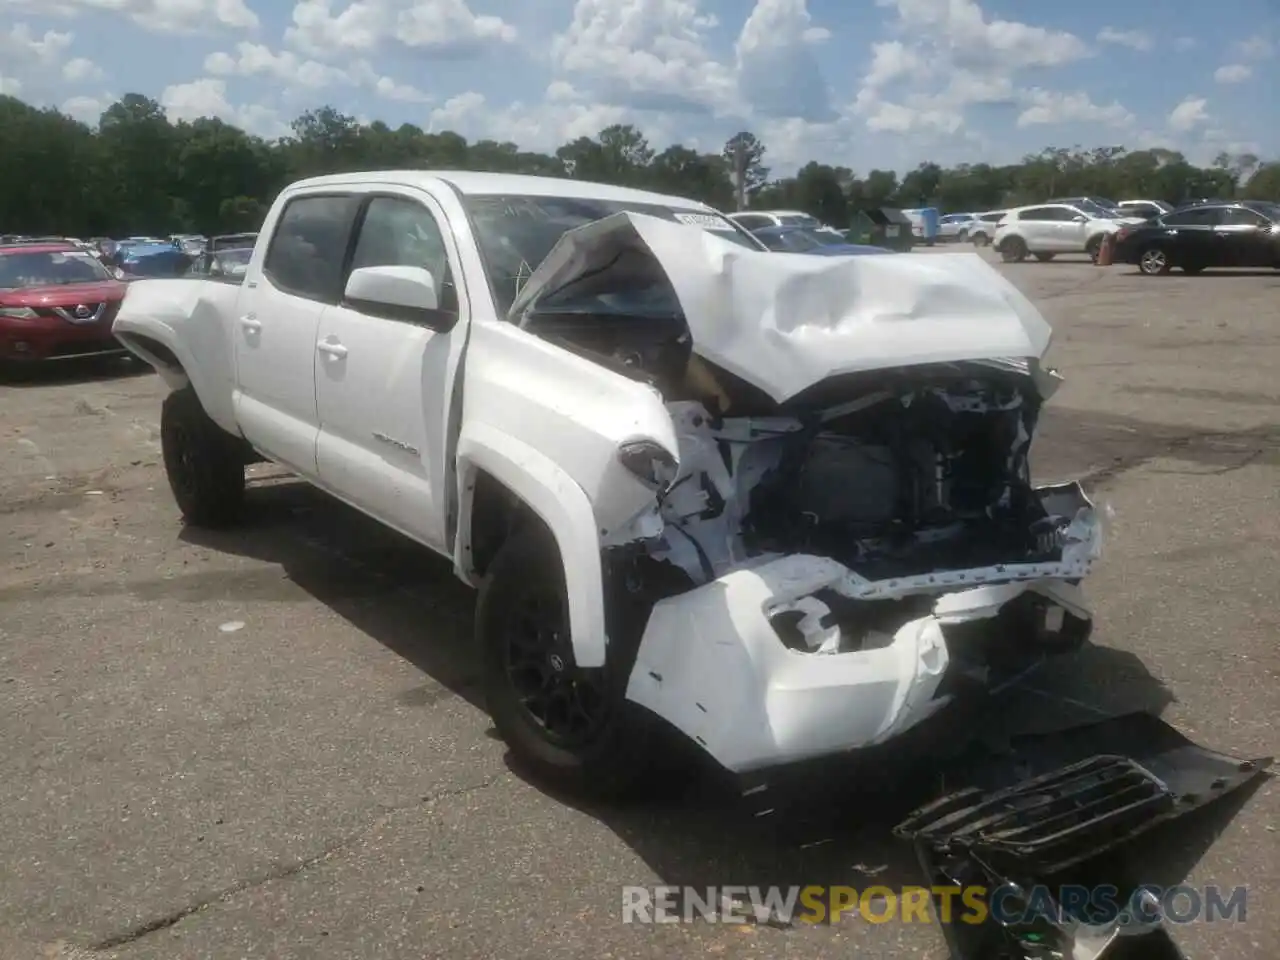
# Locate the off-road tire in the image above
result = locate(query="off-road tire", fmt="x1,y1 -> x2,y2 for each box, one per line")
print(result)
160,386 -> 245,527
1000,237 -> 1028,263
1034,252 -> 1055,262
478,523 -> 656,800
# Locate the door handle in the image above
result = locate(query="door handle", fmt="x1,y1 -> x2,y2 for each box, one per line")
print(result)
240,315 -> 261,332
317,341 -> 347,359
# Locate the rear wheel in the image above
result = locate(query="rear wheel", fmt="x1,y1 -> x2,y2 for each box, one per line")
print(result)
972,232 -> 990,247
160,387 -> 245,526
1034,252 -> 1055,262
1138,247 -> 1171,276
1000,237 -> 1028,263
478,523 -> 657,800
956,230 -> 969,243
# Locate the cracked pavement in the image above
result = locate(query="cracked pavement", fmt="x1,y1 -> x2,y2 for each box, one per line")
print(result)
1,251 -> 1277,959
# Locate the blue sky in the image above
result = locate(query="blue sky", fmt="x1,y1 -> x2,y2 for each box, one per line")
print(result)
1,0 -> 1276,176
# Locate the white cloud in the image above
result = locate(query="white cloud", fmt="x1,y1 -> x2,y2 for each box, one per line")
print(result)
862,40 -> 924,90
1214,63 -> 1251,84
0,75 -> 22,96
203,41 -> 432,102
285,0 -> 517,59
61,92 -> 114,123
1017,89 -> 1134,128
734,0 -> 834,122
427,86 -> 647,151
551,0 -> 735,114
1167,95 -> 1209,132
876,0 -> 1091,71
2,24 -> 74,63
1235,33 -> 1274,60
62,57 -> 103,83
2,0 -> 258,34
160,77 -> 290,138
1096,27 -> 1151,52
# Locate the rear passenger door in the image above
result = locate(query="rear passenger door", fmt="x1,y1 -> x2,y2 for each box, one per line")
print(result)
235,192 -> 359,476
313,190 -> 467,553
1217,207 -> 1272,266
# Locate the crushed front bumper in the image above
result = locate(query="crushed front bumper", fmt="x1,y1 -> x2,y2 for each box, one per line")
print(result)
625,482 -> 1102,773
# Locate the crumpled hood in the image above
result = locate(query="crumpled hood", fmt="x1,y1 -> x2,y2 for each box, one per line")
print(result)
509,211 -> 1054,404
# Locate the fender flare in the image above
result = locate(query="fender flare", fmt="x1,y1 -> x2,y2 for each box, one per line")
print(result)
113,314 -> 237,434
454,423 -> 608,668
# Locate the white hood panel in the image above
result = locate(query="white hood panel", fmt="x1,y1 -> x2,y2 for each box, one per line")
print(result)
510,212 -> 1054,404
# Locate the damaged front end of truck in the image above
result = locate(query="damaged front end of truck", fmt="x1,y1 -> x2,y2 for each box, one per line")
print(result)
505,210 -> 1106,775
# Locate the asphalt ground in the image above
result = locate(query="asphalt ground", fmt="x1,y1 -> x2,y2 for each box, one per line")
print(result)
2,249 -> 1277,960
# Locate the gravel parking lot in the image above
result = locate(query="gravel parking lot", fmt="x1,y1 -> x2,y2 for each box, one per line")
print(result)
2,251 -> 1277,960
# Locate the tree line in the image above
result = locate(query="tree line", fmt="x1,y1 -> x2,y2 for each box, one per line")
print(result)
2,92 -> 1277,238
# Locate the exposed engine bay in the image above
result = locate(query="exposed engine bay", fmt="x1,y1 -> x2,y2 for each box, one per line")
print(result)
523,306 -> 1076,592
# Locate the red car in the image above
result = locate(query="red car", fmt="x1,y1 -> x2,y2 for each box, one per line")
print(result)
0,242 -> 129,364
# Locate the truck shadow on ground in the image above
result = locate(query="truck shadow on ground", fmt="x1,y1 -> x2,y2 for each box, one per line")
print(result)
173,472 -> 1266,928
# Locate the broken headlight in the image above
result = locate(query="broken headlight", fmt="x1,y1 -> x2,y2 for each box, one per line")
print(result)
617,439 -> 679,494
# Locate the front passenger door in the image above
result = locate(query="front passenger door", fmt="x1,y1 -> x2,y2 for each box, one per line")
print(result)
313,192 -> 465,553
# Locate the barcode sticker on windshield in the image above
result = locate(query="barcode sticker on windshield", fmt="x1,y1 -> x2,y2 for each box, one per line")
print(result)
673,212 -> 729,229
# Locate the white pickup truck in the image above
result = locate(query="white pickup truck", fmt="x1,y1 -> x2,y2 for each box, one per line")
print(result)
113,171 -> 1103,798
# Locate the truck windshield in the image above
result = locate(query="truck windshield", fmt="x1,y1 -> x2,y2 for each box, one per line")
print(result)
0,249 -> 113,288
461,194 -> 760,316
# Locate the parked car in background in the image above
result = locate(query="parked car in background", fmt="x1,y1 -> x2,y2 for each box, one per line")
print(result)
186,245 -> 253,281
1115,199 -> 1173,220
994,202 -> 1143,263
901,207 -> 940,244
1111,200 -> 1280,275
1047,196 -> 1125,217
728,211 -> 845,243
113,242 -> 194,279
966,210 -> 1008,246
0,241 -> 128,366
208,232 -> 258,252
938,213 -> 978,242
751,225 -> 890,255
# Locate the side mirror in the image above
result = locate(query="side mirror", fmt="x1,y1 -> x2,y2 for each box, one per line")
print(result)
1073,214 -> 1088,222
343,265 -> 454,331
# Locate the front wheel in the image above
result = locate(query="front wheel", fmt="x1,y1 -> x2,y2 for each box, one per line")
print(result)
1000,237 -> 1028,263
160,387 -> 245,526
1138,247 -> 1171,275
478,523 -> 655,799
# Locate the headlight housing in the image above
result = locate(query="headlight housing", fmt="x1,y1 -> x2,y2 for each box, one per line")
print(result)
617,439 -> 678,494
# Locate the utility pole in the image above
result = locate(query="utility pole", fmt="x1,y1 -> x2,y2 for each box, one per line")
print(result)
733,139 -> 747,211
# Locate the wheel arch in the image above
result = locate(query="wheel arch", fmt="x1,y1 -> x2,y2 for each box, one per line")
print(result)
454,423 -> 609,669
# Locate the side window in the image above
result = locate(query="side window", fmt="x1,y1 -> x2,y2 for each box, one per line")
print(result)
263,195 -> 358,303
1223,207 -> 1267,226
735,214 -> 768,230
348,196 -> 459,318
1162,207 -> 1219,227
1018,207 -> 1052,221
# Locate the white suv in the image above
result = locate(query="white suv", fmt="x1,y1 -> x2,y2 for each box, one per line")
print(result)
966,210 -> 1007,246
994,203 -> 1143,263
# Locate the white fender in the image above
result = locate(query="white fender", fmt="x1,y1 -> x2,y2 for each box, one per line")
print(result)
455,422 -> 609,668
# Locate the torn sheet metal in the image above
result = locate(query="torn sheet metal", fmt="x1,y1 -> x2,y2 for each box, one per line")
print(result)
508,211 -> 1054,403
894,713 -> 1272,960
623,484 -> 1102,774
